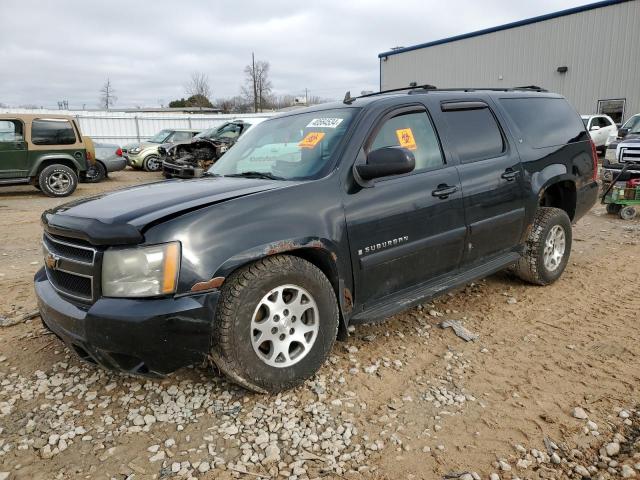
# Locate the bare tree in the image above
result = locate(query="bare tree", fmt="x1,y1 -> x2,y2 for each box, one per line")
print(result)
185,72 -> 212,107
99,79 -> 117,110
242,54 -> 273,113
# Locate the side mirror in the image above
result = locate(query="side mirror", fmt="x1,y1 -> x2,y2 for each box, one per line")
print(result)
355,147 -> 415,181
590,125 -> 601,131
618,128 -> 629,138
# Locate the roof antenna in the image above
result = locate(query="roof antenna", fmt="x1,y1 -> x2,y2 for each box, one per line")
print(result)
343,91 -> 355,104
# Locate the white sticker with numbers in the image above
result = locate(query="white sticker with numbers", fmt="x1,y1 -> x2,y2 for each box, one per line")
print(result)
306,118 -> 344,129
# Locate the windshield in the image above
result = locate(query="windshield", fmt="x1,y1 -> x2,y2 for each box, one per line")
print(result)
210,108 -> 358,180
148,129 -> 172,143
197,123 -> 244,140
622,115 -> 640,134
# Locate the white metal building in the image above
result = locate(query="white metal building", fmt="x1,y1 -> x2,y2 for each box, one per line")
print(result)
379,0 -> 640,123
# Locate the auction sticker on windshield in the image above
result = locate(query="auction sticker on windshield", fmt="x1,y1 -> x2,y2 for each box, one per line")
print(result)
306,118 -> 344,129
396,128 -> 417,150
299,132 -> 325,149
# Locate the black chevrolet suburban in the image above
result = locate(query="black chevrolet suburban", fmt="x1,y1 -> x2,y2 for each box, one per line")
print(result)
35,87 -> 598,393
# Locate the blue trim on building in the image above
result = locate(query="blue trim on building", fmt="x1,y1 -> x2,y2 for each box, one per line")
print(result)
378,0 -> 631,58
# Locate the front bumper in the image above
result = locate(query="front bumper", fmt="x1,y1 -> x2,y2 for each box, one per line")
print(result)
124,153 -> 144,168
162,160 -> 205,179
34,268 -> 219,376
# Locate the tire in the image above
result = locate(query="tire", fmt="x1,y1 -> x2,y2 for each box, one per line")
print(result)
211,255 -> 339,393
606,203 -> 622,215
143,155 -> 161,172
83,162 -> 106,183
511,207 -> 572,286
619,206 -> 637,220
38,165 -> 78,197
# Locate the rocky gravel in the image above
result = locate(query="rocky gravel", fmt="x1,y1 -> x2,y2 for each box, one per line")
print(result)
1,176 -> 639,479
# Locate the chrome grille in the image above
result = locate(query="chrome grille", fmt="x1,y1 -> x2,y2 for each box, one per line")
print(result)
620,146 -> 640,164
43,233 -> 98,303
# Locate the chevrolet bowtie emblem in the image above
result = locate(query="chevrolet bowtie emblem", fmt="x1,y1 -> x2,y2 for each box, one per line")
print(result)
45,252 -> 60,270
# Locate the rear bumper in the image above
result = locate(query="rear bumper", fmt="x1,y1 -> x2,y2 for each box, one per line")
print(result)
575,180 -> 598,221
105,158 -> 127,172
35,268 -> 219,376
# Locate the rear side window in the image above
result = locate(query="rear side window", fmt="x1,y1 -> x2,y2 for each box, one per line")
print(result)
370,111 -> 444,172
442,107 -> 505,162
0,120 -> 24,142
500,97 -> 588,148
32,119 -> 77,145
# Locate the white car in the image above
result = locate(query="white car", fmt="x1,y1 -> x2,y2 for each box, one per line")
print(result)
581,115 -> 617,151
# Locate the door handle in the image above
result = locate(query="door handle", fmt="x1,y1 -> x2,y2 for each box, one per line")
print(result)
431,184 -> 458,199
501,169 -> 518,181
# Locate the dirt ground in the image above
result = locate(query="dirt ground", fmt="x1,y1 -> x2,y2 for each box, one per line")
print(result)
0,171 -> 639,480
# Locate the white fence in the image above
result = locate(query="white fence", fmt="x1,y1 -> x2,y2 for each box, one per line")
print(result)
0,109 -> 275,146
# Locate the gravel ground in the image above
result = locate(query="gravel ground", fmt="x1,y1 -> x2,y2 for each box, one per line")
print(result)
0,171 -> 639,479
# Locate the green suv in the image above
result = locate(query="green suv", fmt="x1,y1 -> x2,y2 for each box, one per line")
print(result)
0,114 -> 95,197
123,129 -> 200,171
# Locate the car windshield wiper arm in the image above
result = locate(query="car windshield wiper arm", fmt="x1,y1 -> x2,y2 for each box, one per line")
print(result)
225,171 -> 285,180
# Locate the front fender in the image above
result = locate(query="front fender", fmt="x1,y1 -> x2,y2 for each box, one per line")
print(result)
211,237 -> 341,282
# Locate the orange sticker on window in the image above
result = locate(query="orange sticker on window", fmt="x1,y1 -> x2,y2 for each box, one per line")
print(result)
396,128 -> 417,150
298,131 -> 325,149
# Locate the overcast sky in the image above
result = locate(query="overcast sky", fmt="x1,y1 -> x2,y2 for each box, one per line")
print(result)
0,0 -> 594,109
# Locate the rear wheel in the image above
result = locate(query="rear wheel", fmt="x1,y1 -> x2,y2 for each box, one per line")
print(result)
619,206 -> 637,220
143,155 -> 161,172
84,162 -> 106,183
512,207 -> 572,285
210,255 -> 339,393
38,165 -> 78,197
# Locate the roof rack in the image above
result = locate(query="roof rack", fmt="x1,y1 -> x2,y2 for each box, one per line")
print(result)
344,84 -> 547,103
343,84 -> 436,104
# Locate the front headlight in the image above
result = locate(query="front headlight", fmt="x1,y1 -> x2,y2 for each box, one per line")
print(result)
605,134 -> 616,146
102,242 -> 180,298
129,147 -> 141,154
605,148 -> 617,162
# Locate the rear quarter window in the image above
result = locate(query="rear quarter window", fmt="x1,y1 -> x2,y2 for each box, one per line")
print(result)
32,119 -> 77,145
500,97 -> 588,148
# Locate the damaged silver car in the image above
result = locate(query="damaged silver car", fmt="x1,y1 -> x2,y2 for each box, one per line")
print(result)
160,120 -> 263,178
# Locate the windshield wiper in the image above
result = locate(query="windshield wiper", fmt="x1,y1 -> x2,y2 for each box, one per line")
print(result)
201,171 -> 222,178
225,171 -> 285,180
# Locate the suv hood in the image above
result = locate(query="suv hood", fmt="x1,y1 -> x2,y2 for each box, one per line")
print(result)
42,177 -> 286,245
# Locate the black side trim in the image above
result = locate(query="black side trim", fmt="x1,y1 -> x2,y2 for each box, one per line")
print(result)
359,227 -> 467,269
351,251 -> 520,324
469,207 -> 525,233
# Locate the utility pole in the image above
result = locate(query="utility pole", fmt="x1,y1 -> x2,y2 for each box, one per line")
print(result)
252,52 -> 258,113
305,88 -> 308,105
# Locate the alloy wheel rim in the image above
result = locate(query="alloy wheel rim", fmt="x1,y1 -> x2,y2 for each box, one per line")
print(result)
250,284 -> 319,368
543,225 -> 566,272
147,157 -> 159,170
48,172 -> 71,193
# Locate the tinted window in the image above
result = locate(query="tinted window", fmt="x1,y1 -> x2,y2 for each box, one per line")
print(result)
32,119 -> 76,145
0,120 -> 23,142
442,107 -> 505,162
370,111 -> 443,171
500,97 -> 587,148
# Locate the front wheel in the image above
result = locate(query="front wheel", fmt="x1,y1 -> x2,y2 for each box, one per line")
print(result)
512,207 -> 572,285
143,155 -> 161,172
38,165 -> 78,197
211,255 -> 339,393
